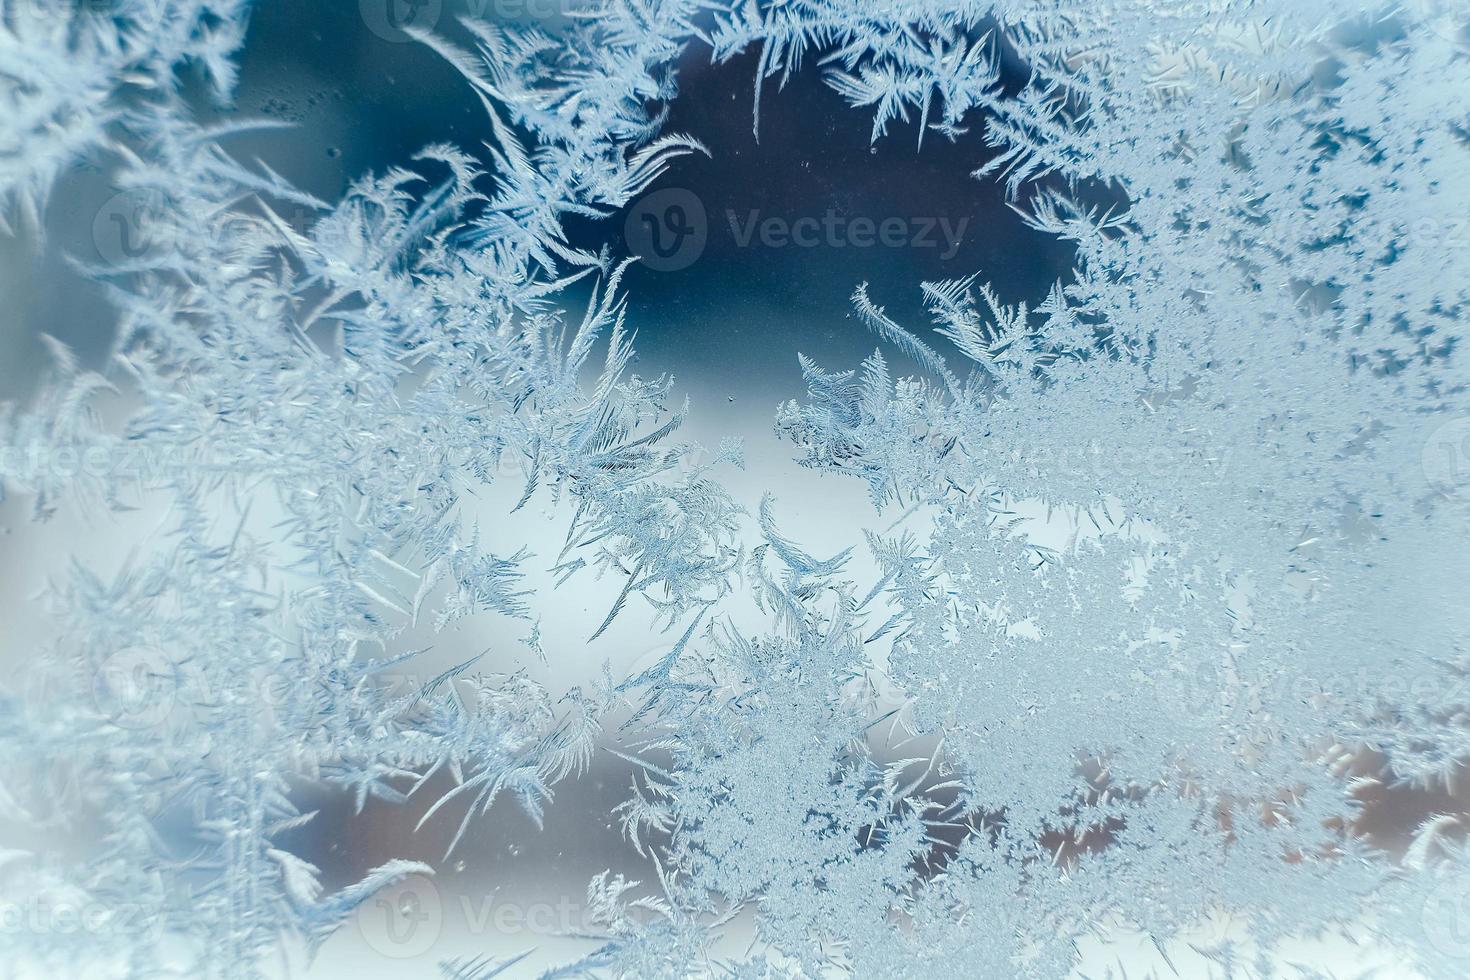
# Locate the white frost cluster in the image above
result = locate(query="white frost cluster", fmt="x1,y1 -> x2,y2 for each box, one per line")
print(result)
2,1 -> 1469,978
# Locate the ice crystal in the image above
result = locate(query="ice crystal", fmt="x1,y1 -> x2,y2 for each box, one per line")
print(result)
2,1 -> 1468,977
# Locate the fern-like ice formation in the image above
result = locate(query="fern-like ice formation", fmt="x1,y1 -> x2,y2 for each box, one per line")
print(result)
2,1 -> 1469,977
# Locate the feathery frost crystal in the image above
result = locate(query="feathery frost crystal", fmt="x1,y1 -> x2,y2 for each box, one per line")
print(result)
2,1 -> 1469,977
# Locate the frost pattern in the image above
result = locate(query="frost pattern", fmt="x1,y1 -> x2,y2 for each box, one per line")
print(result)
2,1 -> 1469,978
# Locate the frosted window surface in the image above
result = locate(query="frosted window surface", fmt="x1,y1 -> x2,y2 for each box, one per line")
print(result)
1,1 -> 1468,977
